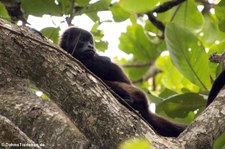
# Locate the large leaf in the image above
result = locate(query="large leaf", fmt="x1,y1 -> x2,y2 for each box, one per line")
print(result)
76,0 -> 91,7
172,0 -> 204,32
118,138 -> 152,149
82,0 -> 111,22
157,93 -> 206,118
156,56 -> 200,93
213,131 -> 225,149
165,23 -> 210,90
21,0 -> 61,16
0,2 -> 10,20
199,14 -> 218,45
119,0 -> 158,13
119,24 -> 160,62
110,3 -> 130,22
57,0 -> 71,14
40,27 -> 60,44
215,0 -> 225,32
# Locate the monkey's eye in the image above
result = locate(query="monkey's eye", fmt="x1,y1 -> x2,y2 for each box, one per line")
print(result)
79,36 -> 86,42
90,39 -> 93,44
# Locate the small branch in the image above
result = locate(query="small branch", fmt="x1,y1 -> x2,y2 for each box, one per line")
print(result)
133,65 -> 162,84
153,0 -> 186,13
146,12 -> 165,33
146,0 -> 186,33
66,0 -> 75,26
122,62 -> 153,68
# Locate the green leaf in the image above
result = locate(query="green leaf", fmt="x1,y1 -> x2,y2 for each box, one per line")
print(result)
21,0 -> 61,16
159,88 -> 177,99
172,0 -> 204,32
157,93 -> 206,118
213,131 -> 225,149
82,0 -> 111,22
218,20 -> 225,32
90,23 -> 108,51
147,93 -> 163,104
76,0 -> 90,7
215,0 -> 225,20
57,0 -> 71,14
40,27 -> 60,44
126,66 -> 150,81
165,23 -> 210,90
119,0 -> 157,13
119,24 -> 160,62
110,3 -> 130,22
0,2 -> 10,20
85,0 -> 111,12
95,41 -> 108,51
156,56 -> 200,93
85,13 -> 99,22
199,14 -> 218,44
118,138 -> 152,149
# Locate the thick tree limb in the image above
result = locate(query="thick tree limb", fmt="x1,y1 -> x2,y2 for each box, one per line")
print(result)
0,115 -> 41,149
179,93 -> 225,148
0,68 -> 92,148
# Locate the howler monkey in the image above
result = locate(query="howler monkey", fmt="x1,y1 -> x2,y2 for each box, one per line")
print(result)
59,27 -> 225,137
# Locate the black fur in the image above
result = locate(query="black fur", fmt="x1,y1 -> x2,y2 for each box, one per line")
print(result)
60,27 -> 224,137
207,70 -> 225,106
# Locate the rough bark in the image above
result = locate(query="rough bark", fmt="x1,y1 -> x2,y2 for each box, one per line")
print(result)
0,18 -> 224,148
0,68 -> 92,148
0,115 -> 41,149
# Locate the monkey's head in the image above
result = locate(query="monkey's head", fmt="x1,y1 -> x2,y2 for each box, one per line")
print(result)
60,27 -> 96,60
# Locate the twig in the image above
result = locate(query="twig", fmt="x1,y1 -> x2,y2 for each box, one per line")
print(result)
66,0 -> 75,26
122,62 -> 153,68
153,0 -> 186,13
146,0 -> 187,33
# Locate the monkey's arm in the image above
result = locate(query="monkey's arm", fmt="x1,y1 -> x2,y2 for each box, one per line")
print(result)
82,55 -> 131,84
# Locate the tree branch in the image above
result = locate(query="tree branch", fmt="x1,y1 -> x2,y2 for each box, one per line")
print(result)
153,0 -> 186,13
146,0 -> 186,33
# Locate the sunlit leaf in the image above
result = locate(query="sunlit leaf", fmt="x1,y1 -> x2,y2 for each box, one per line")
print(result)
0,2 -> 10,20
118,138 -> 152,149
95,41 -> 108,51
119,24 -> 160,62
40,27 -> 60,44
76,0 -> 90,7
119,0 -> 157,13
86,0 -> 111,12
110,3 -> 130,22
172,0 -> 204,32
156,56 -> 200,93
198,14 -> 218,45
57,0 -> 71,14
165,23 -> 210,90
82,0 -> 111,22
21,0 -> 61,16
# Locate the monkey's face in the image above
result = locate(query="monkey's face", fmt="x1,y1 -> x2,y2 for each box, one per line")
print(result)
73,32 -> 96,59
60,28 -> 96,60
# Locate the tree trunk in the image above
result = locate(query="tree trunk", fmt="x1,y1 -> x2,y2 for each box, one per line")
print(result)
0,18 -> 224,148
